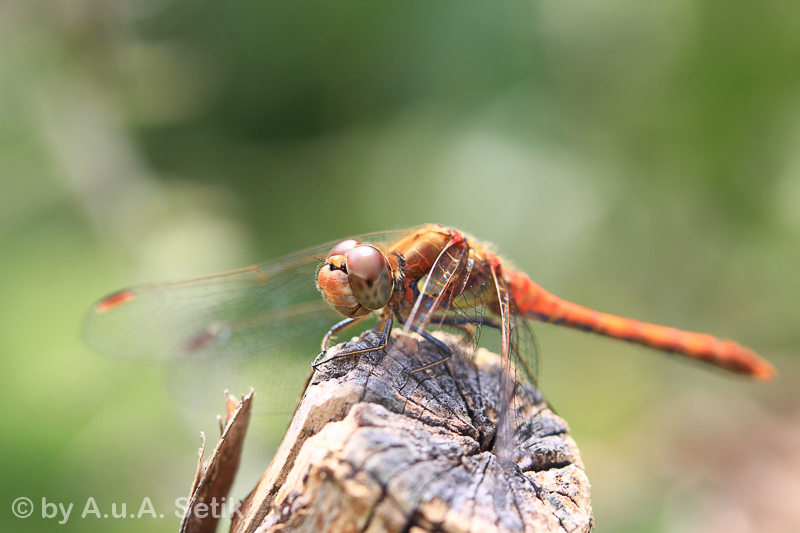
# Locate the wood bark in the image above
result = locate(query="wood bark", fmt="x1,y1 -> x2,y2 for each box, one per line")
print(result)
230,329 -> 593,533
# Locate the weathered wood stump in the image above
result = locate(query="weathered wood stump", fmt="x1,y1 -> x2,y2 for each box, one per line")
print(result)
229,328 -> 592,533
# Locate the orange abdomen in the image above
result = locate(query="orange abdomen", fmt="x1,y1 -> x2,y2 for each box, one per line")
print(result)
505,270 -> 775,380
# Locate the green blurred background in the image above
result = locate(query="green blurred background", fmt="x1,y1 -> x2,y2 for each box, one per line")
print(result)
2,1 -> 799,531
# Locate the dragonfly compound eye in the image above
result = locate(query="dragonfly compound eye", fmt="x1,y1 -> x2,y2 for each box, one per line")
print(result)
328,239 -> 359,258
346,245 -> 393,310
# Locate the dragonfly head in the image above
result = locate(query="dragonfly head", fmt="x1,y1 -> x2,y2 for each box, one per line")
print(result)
317,240 -> 393,318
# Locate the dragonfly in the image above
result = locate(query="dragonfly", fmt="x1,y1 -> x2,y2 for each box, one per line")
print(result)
84,224 -> 775,415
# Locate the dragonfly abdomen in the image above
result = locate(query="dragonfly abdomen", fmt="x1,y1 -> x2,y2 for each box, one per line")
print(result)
505,270 -> 775,380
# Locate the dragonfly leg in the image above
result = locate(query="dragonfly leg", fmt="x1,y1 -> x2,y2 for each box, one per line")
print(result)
394,313 -> 455,377
319,317 -> 359,352
313,316 -> 359,366
407,328 -> 454,376
417,315 -> 502,351
438,316 -> 501,330
312,314 -> 394,369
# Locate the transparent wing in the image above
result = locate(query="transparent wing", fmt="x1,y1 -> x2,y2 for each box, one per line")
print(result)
508,301 -> 540,387
487,259 -> 545,461
403,240 -> 470,334
83,229 -> 409,364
